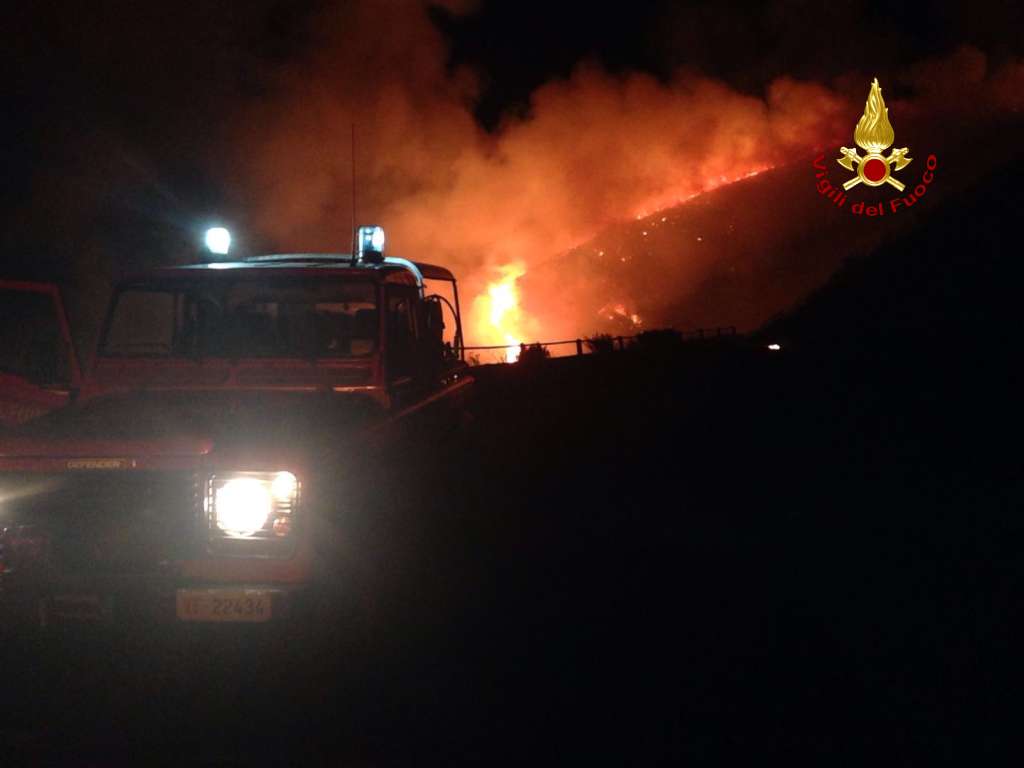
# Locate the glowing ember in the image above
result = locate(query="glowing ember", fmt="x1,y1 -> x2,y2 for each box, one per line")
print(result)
474,263 -> 526,363
598,302 -> 643,328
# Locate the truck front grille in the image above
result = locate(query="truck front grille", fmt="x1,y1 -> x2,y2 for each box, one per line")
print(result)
0,470 -> 201,574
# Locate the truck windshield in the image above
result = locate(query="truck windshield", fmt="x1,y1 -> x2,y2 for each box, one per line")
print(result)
101,277 -> 378,359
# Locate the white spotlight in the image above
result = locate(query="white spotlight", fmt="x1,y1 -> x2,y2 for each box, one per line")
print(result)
205,227 -> 232,256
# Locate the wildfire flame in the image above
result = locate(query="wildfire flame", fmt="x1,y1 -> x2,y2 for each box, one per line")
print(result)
853,78 -> 895,154
475,263 -> 526,362
629,165 -> 774,219
467,164 -> 775,354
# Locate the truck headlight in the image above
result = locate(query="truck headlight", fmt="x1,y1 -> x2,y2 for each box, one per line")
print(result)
207,471 -> 299,539
215,479 -> 271,537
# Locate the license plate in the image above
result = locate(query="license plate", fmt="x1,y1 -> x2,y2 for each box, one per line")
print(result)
176,589 -> 273,622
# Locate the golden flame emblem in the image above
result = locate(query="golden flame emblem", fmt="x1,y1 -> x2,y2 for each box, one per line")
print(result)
837,78 -> 911,191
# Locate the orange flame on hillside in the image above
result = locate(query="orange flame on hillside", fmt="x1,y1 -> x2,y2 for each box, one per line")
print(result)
474,263 -> 526,362
465,164 -> 776,352
630,165 -> 775,219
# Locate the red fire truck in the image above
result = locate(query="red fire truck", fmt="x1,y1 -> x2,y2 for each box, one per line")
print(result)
0,226 -> 472,628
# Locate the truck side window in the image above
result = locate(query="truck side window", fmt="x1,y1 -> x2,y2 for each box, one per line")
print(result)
105,290 -> 176,357
386,286 -> 417,380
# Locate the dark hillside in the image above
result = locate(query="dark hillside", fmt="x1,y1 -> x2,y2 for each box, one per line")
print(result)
402,152 -> 1024,761
763,149 -> 1024,353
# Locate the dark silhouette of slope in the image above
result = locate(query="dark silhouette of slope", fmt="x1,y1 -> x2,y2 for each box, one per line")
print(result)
445,155 -> 1024,763
762,150 -> 1024,354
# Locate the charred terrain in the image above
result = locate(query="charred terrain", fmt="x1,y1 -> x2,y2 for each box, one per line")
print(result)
2,155 -> 1021,764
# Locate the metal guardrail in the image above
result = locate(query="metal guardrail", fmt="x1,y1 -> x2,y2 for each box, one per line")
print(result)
458,326 -> 738,361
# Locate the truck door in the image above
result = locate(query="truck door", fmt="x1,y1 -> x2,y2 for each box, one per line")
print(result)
0,281 -> 82,428
384,284 -> 419,407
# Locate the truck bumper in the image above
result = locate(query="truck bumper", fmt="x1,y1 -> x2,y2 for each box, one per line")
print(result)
1,571 -> 313,632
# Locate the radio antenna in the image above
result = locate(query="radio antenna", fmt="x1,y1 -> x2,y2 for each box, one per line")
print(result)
350,122 -> 357,262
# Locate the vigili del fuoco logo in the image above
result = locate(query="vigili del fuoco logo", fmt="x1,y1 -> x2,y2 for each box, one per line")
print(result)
813,78 -> 937,216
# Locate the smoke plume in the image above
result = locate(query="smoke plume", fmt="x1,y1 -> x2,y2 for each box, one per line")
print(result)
219,3 -> 1023,345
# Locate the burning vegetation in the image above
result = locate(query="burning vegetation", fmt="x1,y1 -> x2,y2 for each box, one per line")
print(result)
222,1 -> 863,348
222,9 -> 1024,350
474,263 -> 527,362
12,4 -> 1022,353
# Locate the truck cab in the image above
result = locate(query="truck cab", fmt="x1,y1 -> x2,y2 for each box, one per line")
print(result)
0,227 -> 472,627
88,251 -> 465,410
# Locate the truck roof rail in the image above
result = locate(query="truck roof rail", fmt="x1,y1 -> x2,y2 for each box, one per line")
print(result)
243,253 -> 352,263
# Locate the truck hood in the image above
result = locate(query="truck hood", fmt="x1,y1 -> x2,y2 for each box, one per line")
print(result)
0,436 -> 213,471
0,435 -> 213,458
1,389 -> 382,469
84,358 -> 378,397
